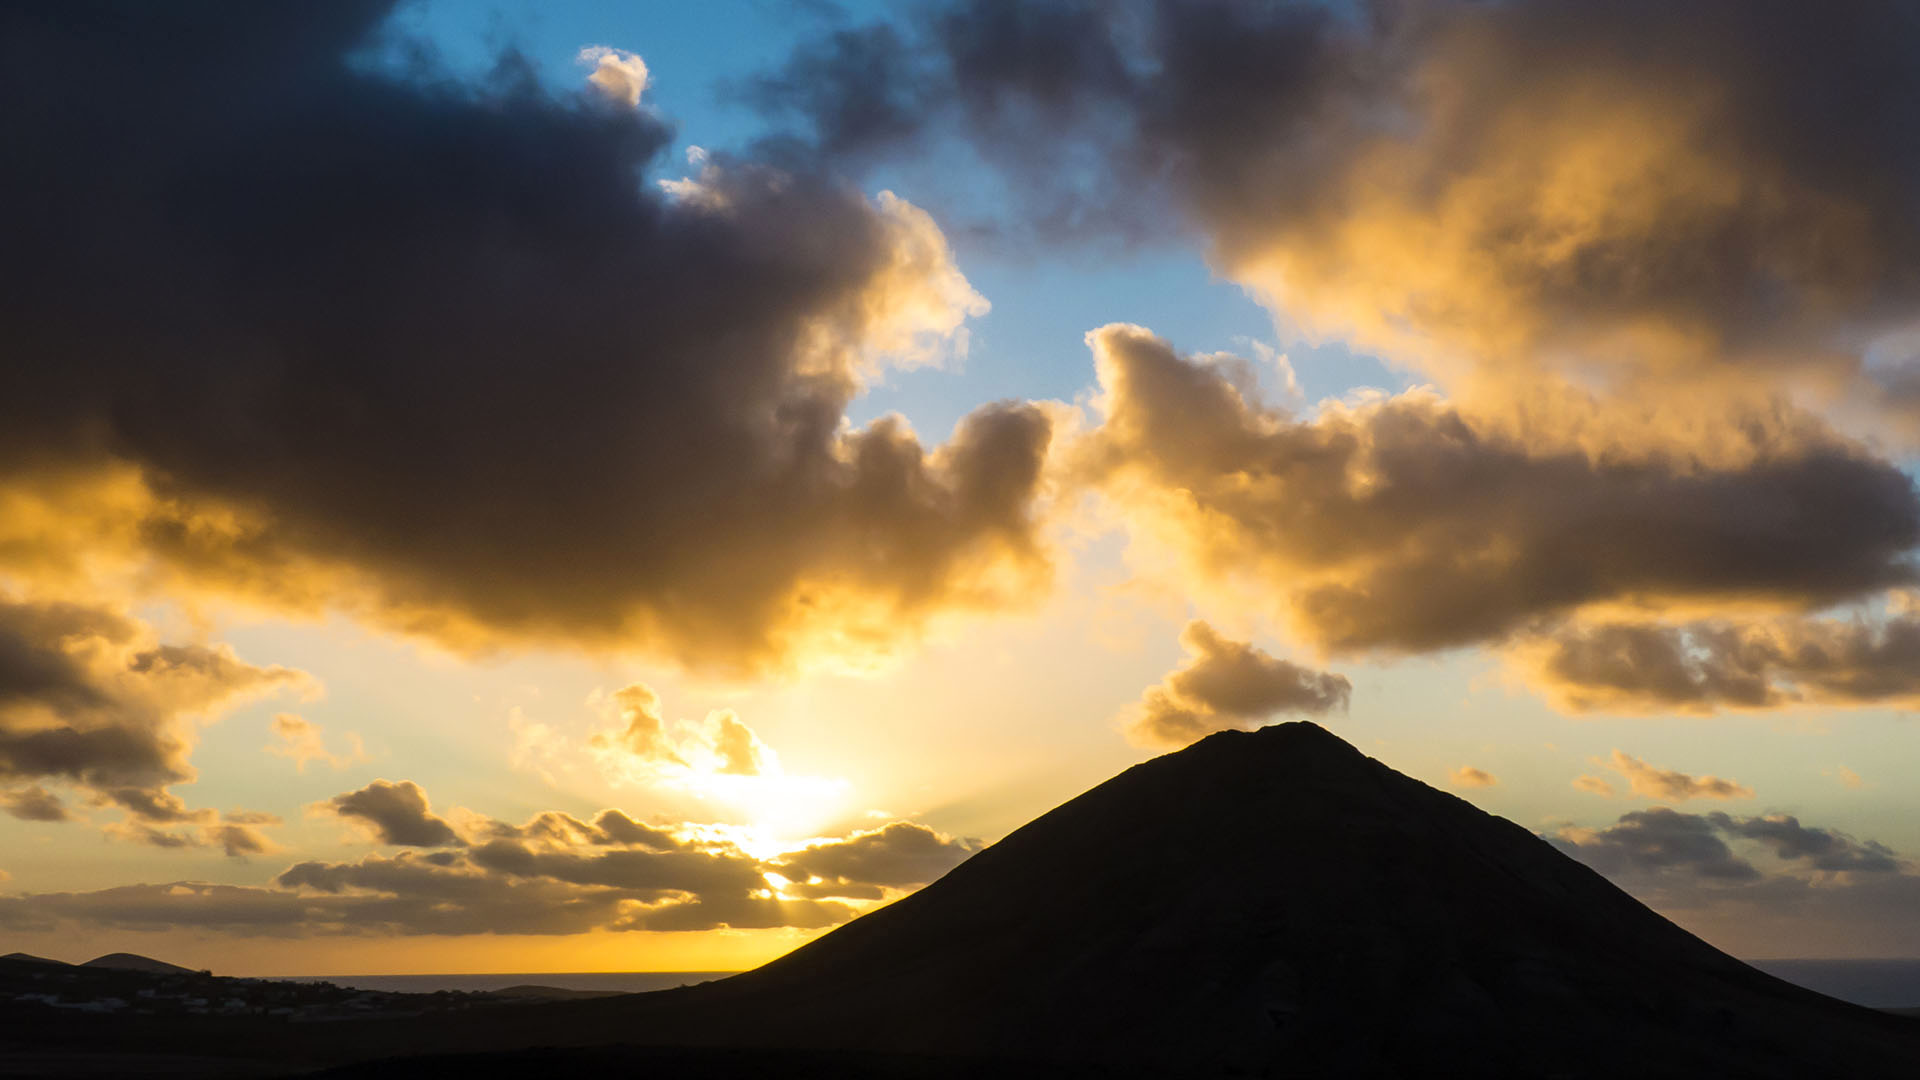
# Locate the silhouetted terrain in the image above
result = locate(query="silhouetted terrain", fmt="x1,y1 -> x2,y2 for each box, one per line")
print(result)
76,953 -> 197,976
10,724 -> 1920,1076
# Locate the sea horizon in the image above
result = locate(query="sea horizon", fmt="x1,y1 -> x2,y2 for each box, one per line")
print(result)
264,960 -> 1920,1009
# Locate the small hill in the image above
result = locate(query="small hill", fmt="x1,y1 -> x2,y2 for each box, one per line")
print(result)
487,984 -> 628,1001
80,952 -> 198,976
1,952 -> 68,965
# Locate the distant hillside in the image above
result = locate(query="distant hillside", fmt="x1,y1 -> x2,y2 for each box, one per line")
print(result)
80,953 -> 197,976
1,951 -> 68,965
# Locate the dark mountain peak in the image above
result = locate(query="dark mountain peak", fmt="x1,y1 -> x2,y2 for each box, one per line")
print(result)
1175,718 -> 1370,773
1194,717 -> 1356,752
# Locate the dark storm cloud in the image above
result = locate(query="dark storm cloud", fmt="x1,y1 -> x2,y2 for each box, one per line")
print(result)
1119,621 -> 1349,748
1515,608 -> 1920,713
1077,325 -> 1920,657
0,1 -> 1053,673
0,598 -> 307,824
324,780 -> 465,848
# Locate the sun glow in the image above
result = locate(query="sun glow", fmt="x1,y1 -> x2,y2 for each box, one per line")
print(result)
675,772 -> 855,859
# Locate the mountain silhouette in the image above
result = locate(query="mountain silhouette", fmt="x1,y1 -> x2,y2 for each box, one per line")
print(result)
581,721 -> 1912,1076
79,952 -> 197,976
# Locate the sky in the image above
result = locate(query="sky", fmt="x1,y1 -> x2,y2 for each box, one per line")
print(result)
5,0 -> 1920,975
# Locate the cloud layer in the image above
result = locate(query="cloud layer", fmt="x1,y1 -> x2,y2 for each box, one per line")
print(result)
1077,325 -> 1918,660
1,780 -> 982,938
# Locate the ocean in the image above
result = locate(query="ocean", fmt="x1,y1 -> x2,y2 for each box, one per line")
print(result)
284,971 -> 738,995
1750,960 -> 1920,1008
287,961 -> 1920,1009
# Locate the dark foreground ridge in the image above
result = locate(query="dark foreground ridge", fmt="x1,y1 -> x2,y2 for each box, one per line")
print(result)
12,723 -> 1920,1077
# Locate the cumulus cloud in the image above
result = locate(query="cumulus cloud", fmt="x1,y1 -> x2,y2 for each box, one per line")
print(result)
1604,752 -> 1753,803
202,822 -> 278,859
1572,775 -> 1616,797
772,821 -> 982,900
590,682 -> 778,778
1076,325 -> 1919,659
578,45 -> 649,108
1450,767 -> 1497,789
1120,621 -> 1349,748
0,597 -> 310,825
1512,606 -> 1920,714
266,713 -> 367,773
0,2 -> 1054,675
324,780 -> 465,848
1,785 -> 67,822
1550,808 -> 1761,882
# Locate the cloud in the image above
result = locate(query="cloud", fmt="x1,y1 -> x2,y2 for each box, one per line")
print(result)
0,2 -> 1055,675
202,822 -> 277,859
102,810 -> 282,860
772,821 -> 982,899
590,682 -> 780,779
578,46 -> 650,108
0,787 -> 968,938
1,785 -> 68,822
1511,606 -> 1920,713
1450,767 -> 1497,788
1710,813 -> 1899,874
0,597 -> 310,825
753,2 -> 1920,432
1830,766 -> 1867,790
591,809 -> 682,852
1075,325 -> 1919,659
1572,775 -> 1616,797
1604,752 -> 1753,802
1549,808 -> 1759,882
1554,808 -> 1903,882
324,780 -> 465,848
1120,621 -> 1349,748
266,713 -> 367,773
